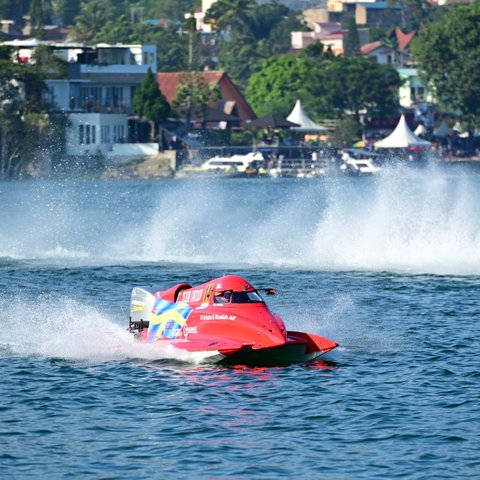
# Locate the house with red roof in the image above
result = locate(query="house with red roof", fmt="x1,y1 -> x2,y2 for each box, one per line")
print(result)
157,71 -> 256,123
395,27 -> 418,66
360,41 -> 398,64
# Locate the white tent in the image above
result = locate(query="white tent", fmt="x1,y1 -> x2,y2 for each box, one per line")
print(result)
414,124 -> 427,137
375,114 -> 431,149
287,100 -> 328,132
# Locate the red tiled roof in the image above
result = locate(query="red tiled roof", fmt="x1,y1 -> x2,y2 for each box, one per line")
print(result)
360,41 -> 384,55
157,71 -> 256,121
157,71 -> 223,103
396,28 -> 417,51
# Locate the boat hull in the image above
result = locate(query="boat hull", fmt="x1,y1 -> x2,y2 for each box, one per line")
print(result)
153,331 -> 337,367
129,275 -> 338,367
219,331 -> 337,366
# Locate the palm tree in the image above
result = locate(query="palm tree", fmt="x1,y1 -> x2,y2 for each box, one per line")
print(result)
204,0 -> 256,35
71,0 -> 107,42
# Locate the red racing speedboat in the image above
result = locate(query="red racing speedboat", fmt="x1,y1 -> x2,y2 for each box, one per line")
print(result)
128,275 -> 338,366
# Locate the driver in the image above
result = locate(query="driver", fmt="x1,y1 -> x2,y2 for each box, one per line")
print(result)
214,290 -> 232,303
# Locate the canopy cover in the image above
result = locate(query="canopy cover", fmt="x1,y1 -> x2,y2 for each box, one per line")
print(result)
375,115 -> 432,149
287,100 -> 327,132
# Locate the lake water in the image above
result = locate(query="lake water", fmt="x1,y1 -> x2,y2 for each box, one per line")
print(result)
1,164 -> 479,479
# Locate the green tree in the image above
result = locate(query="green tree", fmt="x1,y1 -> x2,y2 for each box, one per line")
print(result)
399,0 -> 432,31
147,25 -> 190,72
71,0 -> 107,42
93,15 -> 135,43
317,56 -> 401,125
30,0 -> 45,39
411,1 -> 480,137
210,0 -> 308,90
173,71 -> 221,130
204,0 -> 256,34
217,32 -> 268,91
0,0 -> 30,24
138,0 -> 197,22
52,0 -> 82,25
344,16 -> 360,56
246,52 -> 400,130
245,54 -> 311,116
330,117 -> 359,148
265,8 -> 308,56
133,67 -> 170,141
0,46 -> 62,179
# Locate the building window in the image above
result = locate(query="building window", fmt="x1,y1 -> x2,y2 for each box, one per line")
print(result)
106,86 -> 123,107
79,124 -> 84,144
92,125 -> 96,144
86,124 -> 91,144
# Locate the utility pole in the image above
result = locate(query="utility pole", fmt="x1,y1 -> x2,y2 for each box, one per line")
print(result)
186,12 -> 196,70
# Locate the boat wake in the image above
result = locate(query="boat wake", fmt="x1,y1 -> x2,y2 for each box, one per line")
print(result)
0,294 -> 216,364
1,165 -> 480,275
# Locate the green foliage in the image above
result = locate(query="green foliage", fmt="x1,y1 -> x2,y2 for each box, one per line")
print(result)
246,53 -> 400,126
217,32 -> 269,91
412,1 -> 480,132
246,55 -> 311,116
133,67 -> 170,123
52,0 -> 82,26
213,0 -> 307,90
138,0 -> 197,22
301,40 -> 333,61
71,0 -> 108,42
173,71 -> 221,128
344,16 -> 360,56
400,0 -> 433,31
30,0 -> 45,38
330,117 -> 359,148
204,0 -> 256,34
314,56 -> 401,122
0,46 -> 62,179
155,27 -> 190,72
0,0 -> 30,23
31,45 -> 68,78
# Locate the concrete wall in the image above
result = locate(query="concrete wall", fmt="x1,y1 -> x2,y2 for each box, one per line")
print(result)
104,143 -> 159,165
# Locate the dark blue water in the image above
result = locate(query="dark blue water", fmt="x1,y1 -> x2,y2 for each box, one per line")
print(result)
1,167 -> 480,478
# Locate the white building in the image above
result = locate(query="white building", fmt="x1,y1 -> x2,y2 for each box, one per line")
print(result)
3,40 -> 157,157
397,67 -> 434,109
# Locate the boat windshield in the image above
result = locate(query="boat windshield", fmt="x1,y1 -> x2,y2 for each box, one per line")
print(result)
214,290 -> 263,304
232,290 -> 263,303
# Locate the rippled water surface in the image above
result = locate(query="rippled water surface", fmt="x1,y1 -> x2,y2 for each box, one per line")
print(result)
1,167 -> 480,478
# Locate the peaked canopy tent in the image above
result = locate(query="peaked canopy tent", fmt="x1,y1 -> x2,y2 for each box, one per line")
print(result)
287,100 -> 328,133
375,115 -> 432,149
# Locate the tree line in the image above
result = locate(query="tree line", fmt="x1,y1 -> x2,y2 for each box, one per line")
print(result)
1,0 -> 479,178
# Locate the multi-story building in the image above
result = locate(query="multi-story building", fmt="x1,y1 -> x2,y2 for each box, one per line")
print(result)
3,40 -> 156,157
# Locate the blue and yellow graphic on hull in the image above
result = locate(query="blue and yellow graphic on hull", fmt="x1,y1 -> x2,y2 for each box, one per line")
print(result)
147,298 -> 192,342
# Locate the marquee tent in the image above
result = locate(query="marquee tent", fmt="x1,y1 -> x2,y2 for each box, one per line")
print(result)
375,114 -> 431,149
287,100 -> 328,132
